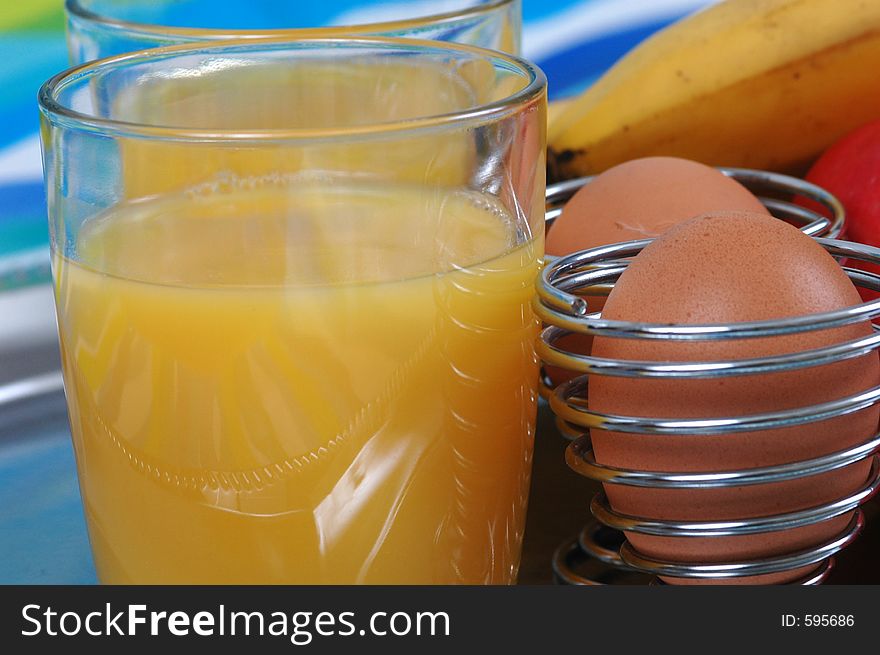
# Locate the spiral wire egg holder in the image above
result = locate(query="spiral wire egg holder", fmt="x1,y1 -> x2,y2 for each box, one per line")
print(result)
539,169 -> 880,584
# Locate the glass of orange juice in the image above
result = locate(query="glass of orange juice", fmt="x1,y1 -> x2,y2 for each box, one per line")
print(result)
39,37 -> 546,584
65,0 -> 522,63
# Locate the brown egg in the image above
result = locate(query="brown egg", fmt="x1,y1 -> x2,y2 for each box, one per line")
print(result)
589,211 -> 879,585
545,157 -> 768,386
546,157 -> 768,255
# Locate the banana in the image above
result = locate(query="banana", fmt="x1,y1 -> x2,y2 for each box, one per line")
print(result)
547,96 -> 575,127
548,0 -> 880,181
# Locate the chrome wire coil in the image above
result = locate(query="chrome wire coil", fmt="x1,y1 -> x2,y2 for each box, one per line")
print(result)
539,170 -> 878,585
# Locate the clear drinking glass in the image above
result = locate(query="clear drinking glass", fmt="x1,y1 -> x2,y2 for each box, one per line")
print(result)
39,37 -> 546,584
65,0 -> 521,63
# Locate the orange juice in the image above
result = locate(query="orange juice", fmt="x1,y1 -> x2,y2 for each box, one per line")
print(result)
54,180 -> 541,584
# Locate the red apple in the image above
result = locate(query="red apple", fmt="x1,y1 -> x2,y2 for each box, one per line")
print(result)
804,119 -> 880,302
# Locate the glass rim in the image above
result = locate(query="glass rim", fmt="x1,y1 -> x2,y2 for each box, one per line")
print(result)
38,36 -> 546,143
64,0 -> 517,40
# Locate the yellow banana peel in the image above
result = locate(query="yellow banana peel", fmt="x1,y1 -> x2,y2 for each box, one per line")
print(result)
548,0 -> 880,180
